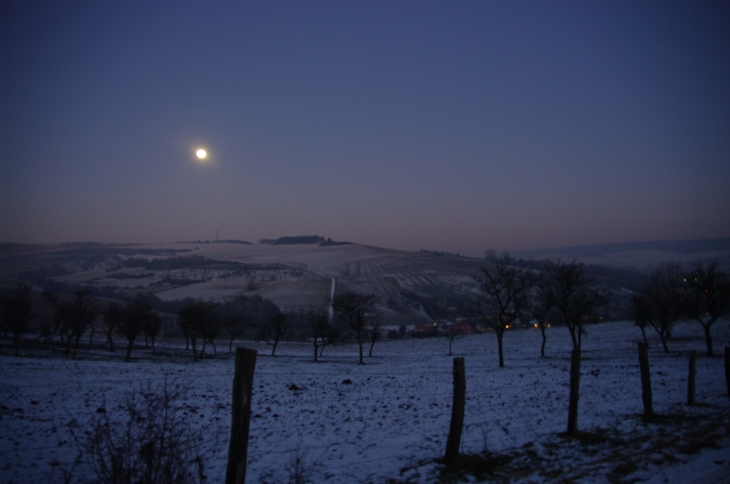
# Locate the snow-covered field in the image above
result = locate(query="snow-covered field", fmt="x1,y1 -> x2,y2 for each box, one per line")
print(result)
2,320 -> 729,483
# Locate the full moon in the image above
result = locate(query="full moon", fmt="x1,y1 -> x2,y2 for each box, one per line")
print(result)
196,149 -> 207,159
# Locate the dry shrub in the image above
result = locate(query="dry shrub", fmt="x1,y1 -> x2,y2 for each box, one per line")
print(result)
71,379 -> 218,484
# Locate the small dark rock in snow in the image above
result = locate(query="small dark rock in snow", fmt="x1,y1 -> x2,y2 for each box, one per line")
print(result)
96,407 -> 106,414
342,379 -> 352,385
288,383 -> 300,391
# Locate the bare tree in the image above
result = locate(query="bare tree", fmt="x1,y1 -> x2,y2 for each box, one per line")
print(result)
67,290 -> 98,359
198,306 -> 222,357
118,297 -> 157,362
247,295 -> 280,331
144,313 -> 163,354
178,299 -> 218,361
543,260 -> 609,435
630,291 -> 652,347
221,296 -> 248,353
320,321 -> 340,359
683,261 -> 729,356
528,279 -> 553,358
638,262 -> 685,353
443,324 -> 470,356
471,259 -> 537,367
366,317 -> 383,357
87,311 -> 102,347
0,282 -> 33,356
41,290 -> 65,344
44,289 -> 98,359
308,306 -> 332,362
332,291 -> 380,364
102,301 -> 122,351
543,261 -> 609,352
259,313 -> 289,356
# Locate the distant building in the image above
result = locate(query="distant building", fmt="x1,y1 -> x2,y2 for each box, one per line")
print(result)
413,323 -> 439,337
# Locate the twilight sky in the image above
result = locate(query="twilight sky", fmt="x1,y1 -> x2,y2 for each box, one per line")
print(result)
2,1 -> 729,256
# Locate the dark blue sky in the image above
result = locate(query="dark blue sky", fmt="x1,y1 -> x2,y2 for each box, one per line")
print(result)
2,1 -> 729,256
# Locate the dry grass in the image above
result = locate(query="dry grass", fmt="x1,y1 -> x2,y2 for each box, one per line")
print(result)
431,407 -> 730,483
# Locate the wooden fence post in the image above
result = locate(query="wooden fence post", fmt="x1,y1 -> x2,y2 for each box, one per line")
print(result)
566,349 -> 581,435
687,350 -> 696,406
638,342 -> 653,419
226,348 -> 258,484
445,357 -> 466,463
725,347 -> 730,397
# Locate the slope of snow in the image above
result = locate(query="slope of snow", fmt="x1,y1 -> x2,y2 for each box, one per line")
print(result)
1,320 -> 729,483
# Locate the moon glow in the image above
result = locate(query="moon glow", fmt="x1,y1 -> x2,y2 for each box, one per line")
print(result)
196,149 -> 207,160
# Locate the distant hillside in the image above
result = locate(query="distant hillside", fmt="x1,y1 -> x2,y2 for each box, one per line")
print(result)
258,235 -> 354,246
6,238 -> 725,325
512,237 -> 730,272
259,235 -> 325,245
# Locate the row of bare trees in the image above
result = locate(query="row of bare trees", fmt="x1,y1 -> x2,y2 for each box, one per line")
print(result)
176,295 -> 286,360
0,286 -> 283,361
632,261 -> 729,356
470,258 -> 613,436
44,291 -> 165,361
42,289 -> 99,359
469,258 -> 729,365
1,281 -> 381,363
102,297 -> 162,361
470,258 -> 609,368
5,259 -> 725,368
173,291 -> 385,364
471,256 -> 728,435
0,286 -> 166,360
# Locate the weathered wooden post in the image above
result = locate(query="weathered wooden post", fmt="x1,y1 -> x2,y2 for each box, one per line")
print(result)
687,350 -> 696,406
566,349 -> 581,435
725,347 -> 730,397
638,342 -> 653,419
445,357 -> 466,463
226,348 -> 258,484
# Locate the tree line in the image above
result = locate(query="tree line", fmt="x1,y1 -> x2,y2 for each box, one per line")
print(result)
0,288 -> 293,361
631,260 -> 729,356
463,256 -> 728,435
462,258 -> 728,365
2,258 -> 726,369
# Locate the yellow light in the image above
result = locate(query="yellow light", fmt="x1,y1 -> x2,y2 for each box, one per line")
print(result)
196,149 -> 207,159
534,323 -> 538,328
